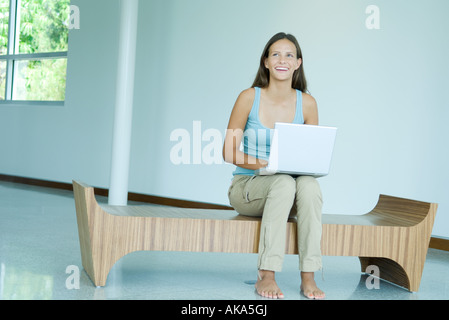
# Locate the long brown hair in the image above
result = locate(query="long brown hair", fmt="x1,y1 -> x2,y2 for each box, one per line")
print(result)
252,32 -> 308,93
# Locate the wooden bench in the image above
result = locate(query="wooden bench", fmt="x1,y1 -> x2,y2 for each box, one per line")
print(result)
73,180 -> 437,292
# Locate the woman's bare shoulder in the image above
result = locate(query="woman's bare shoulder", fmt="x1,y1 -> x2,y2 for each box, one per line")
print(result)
302,92 -> 319,125
238,87 -> 256,102
234,87 -> 256,112
302,92 -> 317,108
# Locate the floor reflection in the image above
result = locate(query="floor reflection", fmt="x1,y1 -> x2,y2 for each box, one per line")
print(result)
0,263 -> 53,300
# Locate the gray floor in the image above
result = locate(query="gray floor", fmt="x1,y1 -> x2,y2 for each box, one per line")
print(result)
0,180 -> 448,300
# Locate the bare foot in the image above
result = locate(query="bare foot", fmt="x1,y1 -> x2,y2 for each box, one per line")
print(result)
300,272 -> 325,299
255,270 -> 285,299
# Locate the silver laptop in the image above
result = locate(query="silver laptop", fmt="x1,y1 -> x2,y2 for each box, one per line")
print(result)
255,123 -> 337,178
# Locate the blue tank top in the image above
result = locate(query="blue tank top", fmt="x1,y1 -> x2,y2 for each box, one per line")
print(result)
233,87 -> 305,176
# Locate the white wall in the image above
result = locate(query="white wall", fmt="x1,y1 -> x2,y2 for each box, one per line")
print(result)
0,0 -> 120,188
0,0 -> 448,238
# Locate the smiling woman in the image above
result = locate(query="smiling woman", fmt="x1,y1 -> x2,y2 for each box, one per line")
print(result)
222,32 -> 324,300
252,32 -> 308,93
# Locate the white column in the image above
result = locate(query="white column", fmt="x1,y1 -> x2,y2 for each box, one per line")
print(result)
108,0 -> 139,206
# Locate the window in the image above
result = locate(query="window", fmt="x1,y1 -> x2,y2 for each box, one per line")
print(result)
0,0 -> 70,104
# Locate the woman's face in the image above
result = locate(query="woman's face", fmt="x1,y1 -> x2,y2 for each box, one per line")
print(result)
264,38 -> 302,82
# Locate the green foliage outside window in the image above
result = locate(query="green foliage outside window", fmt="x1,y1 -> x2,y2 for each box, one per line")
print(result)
0,0 -> 70,102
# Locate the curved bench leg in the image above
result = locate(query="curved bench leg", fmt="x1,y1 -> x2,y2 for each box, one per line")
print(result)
88,252 -> 126,287
359,257 -> 411,291
73,180 -> 130,287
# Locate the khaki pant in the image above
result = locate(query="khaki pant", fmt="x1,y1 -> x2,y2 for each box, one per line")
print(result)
228,174 -> 323,272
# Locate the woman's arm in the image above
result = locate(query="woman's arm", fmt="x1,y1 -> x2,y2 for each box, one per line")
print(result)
303,93 -> 319,125
222,89 -> 268,169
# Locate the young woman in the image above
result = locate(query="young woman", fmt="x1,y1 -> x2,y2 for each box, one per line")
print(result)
222,32 -> 325,299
